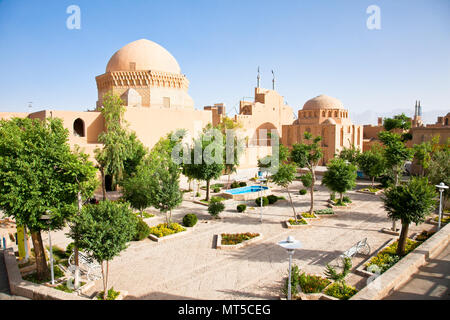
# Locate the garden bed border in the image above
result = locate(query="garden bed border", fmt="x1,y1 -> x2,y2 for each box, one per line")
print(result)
148,226 -> 192,242
351,222 -> 450,300
284,219 -> 310,229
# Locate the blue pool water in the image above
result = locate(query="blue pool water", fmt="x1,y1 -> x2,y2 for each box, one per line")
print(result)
225,185 -> 268,195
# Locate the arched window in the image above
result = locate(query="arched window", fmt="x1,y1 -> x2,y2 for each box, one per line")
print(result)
73,118 -> 85,137
340,127 -> 344,146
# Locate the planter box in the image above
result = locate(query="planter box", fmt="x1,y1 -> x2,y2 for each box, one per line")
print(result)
280,278 -> 338,300
193,200 -> 209,206
300,213 -> 319,220
216,233 -> 263,250
284,219 -> 309,229
356,188 -> 383,195
148,227 -> 190,243
92,290 -> 128,300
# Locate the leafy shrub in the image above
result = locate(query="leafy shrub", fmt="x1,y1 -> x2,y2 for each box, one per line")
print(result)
315,208 -> 334,215
299,189 -> 307,195
237,204 -> 247,212
415,230 -> 435,241
213,187 -> 221,193
301,212 -> 316,219
330,192 -> 336,201
300,172 -> 313,188
267,194 -> 278,204
298,273 -> 330,294
433,216 -> 449,225
230,181 -> 240,189
239,182 -> 247,187
324,282 -> 357,300
282,264 -> 301,297
132,217 -> 151,241
367,264 -> 382,274
195,192 -> 201,197
208,197 -> 225,217
149,223 -> 186,238
342,196 -> 351,203
182,213 -> 198,227
97,287 -> 121,300
255,196 -> 269,206
66,242 -> 75,256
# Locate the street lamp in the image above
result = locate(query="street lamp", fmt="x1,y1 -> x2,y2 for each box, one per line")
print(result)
436,182 -> 449,230
41,212 -> 54,285
257,178 -> 267,223
278,236 -> 302,300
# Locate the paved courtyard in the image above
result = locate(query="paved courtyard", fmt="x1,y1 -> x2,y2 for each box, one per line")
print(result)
38,177 -> 438,300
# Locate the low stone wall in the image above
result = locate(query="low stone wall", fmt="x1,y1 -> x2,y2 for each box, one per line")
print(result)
2,248 -> 89,300
350,222 -> 450,300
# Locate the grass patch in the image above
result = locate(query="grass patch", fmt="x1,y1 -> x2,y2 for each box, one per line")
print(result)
23,265 -> 65,284
315,208 -> 334,215
221,233 -> 259,245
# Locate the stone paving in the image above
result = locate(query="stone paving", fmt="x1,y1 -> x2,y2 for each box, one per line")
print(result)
39,178 -> 437,300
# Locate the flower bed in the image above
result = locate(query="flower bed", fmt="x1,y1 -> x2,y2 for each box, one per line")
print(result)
364,239 -> 421,274
433,216 -> 449,225
216,233 -> 263,250
328,199 -> 353,210
221,233 -> 259,245
148,223 -> 186,240
301,212 -> 318,219
314,208 -> 335,215
95,287 -> 127,300
323,282 -> 358,300
285,218 -> 309,229
413,230 -> 435,242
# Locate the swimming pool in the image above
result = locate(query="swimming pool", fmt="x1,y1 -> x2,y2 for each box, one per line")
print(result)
223,185 -> 270,201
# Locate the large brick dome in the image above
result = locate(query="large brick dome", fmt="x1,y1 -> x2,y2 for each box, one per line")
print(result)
303,95 -> 344,110
106,39 -> 181,74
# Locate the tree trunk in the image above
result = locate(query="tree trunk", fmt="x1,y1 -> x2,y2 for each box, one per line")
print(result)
100,167 -> 106,201
340,193 -> 344,202
74,191 -> 82,289
30,231 -> 49,281
371,177 -> 375,188
286,187 -> 297,222
101,261 -> 107,300
227,174 -> 231,189
396,222 -> 409,256
309,169 -> 316,214
206,180 -> 210,201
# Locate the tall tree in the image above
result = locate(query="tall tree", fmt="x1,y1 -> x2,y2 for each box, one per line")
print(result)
383,113 -> 411,132
322,158 -> 357,202
382,177 -> 436,256
290,132 -> 323,214
412,135 -> 439,176
271,162 -> 298,221
0,117 -> 96,280
356,145 -> 386,187
69,201 -> 136,299
182,130 -> 225,201
427,141 -> 450,209
337,145 -> 361,166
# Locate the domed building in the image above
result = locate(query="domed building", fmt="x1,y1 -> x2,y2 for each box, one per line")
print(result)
282,95 -> 363,165
96,39 -> 194,109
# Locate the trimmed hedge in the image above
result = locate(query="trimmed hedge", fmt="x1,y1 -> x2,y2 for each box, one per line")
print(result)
267,194 -> 278,204
299,189 -> 307,195
239,182 -> 247,187
133,217 -> 151,241
237,204 -> 247,212
182,213 -> 198,227
255,196 -> 269,206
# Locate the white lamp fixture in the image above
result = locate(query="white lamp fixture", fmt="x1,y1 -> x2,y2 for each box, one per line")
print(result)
278,236 -> 302,300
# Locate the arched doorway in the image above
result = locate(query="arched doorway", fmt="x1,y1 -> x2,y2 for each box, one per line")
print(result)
253,122 -> 279,146
73,118 -> 85,137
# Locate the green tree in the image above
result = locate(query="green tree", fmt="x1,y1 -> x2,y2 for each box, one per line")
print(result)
182,130 -> 225,201
122,132 -> 147,179
69,201 -> 136,299
356,145 -> 386,187
0,117 -> 97,280
378,131 -> 414,186
427,142 -> 450,209
121,165 -> 153,217
322,158 -> 357,202
271,162 -> 298,222
291,132 -> 323,214
412,136 -> 439,176
383,113 -> 411,132
337,145 -> 361,166
382,177 -> 436,256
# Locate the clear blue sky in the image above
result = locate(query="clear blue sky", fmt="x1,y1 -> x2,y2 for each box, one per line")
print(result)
0,0 -> 449,123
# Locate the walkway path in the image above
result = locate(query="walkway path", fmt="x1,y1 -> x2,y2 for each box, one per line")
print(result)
384,244 -> 450,300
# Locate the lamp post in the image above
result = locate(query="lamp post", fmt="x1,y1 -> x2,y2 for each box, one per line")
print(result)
257,178 -> 267,223
436,182 -> 449,230
41,213 -> 54,285
278,236 -> 302,300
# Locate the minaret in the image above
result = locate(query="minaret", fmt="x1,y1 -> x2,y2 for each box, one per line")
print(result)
271,70 -> 275,90
418,100 -> 422,116
257,66 -> 260,88
414,100 -> 418,117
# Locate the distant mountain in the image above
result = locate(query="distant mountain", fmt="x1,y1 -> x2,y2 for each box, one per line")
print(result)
351,108 -> 448,126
